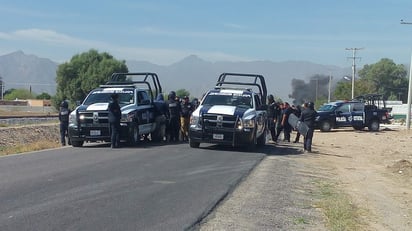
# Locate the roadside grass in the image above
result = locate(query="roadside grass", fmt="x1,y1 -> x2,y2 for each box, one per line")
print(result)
314,180 -> 365,231
0,140 -> 60,156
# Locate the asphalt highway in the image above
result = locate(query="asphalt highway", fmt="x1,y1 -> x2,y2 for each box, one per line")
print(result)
0,142 -> 265,231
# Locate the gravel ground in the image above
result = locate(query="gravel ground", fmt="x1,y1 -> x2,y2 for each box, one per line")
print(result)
0,123 -> 60,147
198,142 -> 327,231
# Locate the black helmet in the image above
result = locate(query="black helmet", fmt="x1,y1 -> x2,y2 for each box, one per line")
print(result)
268,94 -> 274,102
308,102 -> 315,109
168,91 -> 176,99
60,100 -> 68,108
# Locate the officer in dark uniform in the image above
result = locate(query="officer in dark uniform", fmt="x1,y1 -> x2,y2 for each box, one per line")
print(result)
267,94 -> 277,142
154,93 -> 169,141
180,96 -> 193,141
191,98 -> 200,110
292,104 -> 303,143
166,91 -> 181,142
300,102 -> 317,153
280,102 -> 293,142
58,100 -> 70,146
274,102 -> 283,142
108,93 -> 121,148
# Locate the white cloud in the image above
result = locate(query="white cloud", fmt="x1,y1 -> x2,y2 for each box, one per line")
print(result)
10,29 -> 104,47
0,28 -> 251,65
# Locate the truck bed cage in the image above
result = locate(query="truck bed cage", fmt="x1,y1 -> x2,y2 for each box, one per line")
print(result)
354,93 -> 387,108
215,73 -> 267,104
103,72 -> 162,100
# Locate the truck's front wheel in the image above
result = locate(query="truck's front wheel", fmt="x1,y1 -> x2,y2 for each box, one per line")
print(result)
320,121 -> 332,132
189,139 -> 200,148
128,124 -> 140,146
71,140 -> 84,147
257,130 -> 266,146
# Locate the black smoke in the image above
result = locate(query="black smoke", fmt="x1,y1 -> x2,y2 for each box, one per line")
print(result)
288,74 -> 331,105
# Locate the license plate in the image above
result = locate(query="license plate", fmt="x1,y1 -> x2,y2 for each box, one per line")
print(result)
90,130 -> 101,136
213,134 -> 224,140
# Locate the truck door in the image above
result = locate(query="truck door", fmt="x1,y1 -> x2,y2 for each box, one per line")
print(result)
350,102 -> 365,127
136,90 -> 155,134
254,94 -> 266,135
335,103 -> 352,127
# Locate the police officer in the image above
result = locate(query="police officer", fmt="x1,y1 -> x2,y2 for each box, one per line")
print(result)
300,102 -> 317,153
166,91 -> 181,142
154,93 -> 169,141
274,102 -> 283,142
267,95 -> 277,142
191,98 -> 200,110
280,102 -> 293,142
180,96 -> 193,141
108,93 -> 121,148
58,100 -> 70,146
292,104 -> 303,143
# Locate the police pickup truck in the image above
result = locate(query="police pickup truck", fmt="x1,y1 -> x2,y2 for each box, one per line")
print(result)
68,72 -> 165,147
188,73 -> 268,149
315,94 -> 390,132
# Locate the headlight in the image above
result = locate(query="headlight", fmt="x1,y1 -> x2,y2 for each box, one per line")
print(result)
190,114 -> 200,127
121,112 -> 134,122
243,118 -> 255,128
236,118 -> 255,130
69,111 -> 78,125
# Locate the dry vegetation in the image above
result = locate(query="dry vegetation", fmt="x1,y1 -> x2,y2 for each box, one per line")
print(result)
0,124 -> 60,156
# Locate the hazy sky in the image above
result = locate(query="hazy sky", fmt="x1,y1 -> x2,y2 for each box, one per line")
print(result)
1,0 -> 412,67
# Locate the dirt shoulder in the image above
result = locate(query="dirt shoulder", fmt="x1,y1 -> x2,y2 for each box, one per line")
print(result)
308,126 -> 412,230
201,125 -> 412,230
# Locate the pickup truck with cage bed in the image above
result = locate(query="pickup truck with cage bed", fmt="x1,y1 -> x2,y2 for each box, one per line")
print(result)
315,93 -> 390,132
68,72 -> 165,147
188,73 -> 268,149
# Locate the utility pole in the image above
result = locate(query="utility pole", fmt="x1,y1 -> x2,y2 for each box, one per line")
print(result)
345,48 -> 363,99
328,72 -> 332,103
400,19 -> 412,130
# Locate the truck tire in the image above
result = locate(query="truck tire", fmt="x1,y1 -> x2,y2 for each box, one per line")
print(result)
368,120 -> 380,131
128,124 -> 140,146
71,140 -> 84,147
320,120 -> 332,132
257,130 -> 266,146
189,139 -> 200,148
151,116 -> 165,142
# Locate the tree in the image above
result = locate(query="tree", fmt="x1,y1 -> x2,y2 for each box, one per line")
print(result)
36,92 -> 52,100
335,58 -> 408,101
358,58 -> 408,101
3,88 -> 36,100
175,89 -> 190,98
54,49 -> 128,108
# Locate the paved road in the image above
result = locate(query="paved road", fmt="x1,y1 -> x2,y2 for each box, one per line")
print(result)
0,142 -> 265,231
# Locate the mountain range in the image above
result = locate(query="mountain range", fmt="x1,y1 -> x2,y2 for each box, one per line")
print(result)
0,51 -> 351,101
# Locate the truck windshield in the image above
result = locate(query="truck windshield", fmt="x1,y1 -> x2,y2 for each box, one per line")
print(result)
202,93 -> 253,108
83,90 -> 134,107
318,104 -> 337,112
